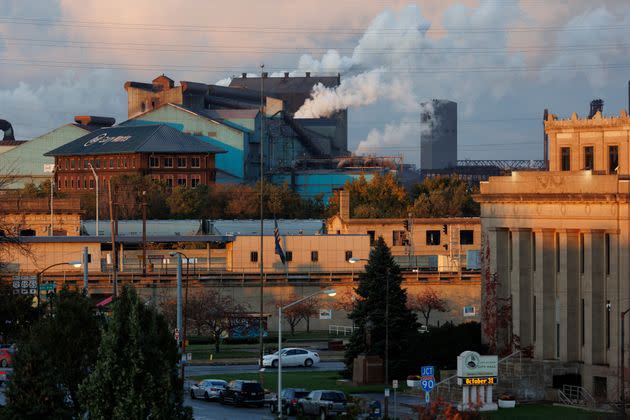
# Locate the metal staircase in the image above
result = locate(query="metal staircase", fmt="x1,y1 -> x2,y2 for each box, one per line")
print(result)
557,385 -> 596,409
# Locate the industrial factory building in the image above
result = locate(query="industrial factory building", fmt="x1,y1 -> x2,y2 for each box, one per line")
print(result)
420,99 -> 457,170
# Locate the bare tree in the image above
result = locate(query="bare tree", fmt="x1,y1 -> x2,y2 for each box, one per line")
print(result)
203,290 -> 248,353
407,288 -> 449,327
300,296 -> 320,333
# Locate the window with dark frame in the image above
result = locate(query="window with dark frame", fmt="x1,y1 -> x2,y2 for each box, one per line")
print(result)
149,156 -> 159,168
95,159 -> 101,169
177,178 -> 186,186
165,178 -> 173,188
584,146 -> 594,170
191,177 -> 200,188
285,251 -> 293,262
177,157 -> 187,168
250,251 -> 258,262
561,147 -> 571,171
164,157 -> 173,168
191,157 -> 200,168
426,230 -> 440,245
609,145 -> 618,174
311,251 -> 319,262
460,230 -> 474,245
393,230 -> 408,246
345,250 -> 353,261
367,230 -> 375,245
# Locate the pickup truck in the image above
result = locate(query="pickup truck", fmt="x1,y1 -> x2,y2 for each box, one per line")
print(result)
297,390 -> 348,419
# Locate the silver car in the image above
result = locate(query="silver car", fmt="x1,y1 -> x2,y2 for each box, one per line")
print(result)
190,379 -> 227,401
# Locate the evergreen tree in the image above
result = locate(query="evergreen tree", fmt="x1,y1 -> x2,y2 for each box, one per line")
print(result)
2,288 -> 102,419
79,286 -> 192,420
344,237 -> 419,379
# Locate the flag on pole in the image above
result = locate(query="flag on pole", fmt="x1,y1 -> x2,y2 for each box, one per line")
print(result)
274,219 -> 286,264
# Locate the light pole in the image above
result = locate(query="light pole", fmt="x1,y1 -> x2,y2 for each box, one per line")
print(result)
37,260 -> 82,310
277,289 -> 336,418
87,163 -> 99,237
349,257 -> 390,417
621,307 -> 630,410
170,251 -> 190,382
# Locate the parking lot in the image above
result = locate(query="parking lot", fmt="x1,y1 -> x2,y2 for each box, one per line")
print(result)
185,394 -> 273,420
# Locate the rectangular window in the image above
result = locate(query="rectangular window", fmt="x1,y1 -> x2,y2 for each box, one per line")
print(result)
83,159 -> 88,169
606,300 -> 611,349
165,178 -> 173,188
367,230 -> 375,245
285,251 -> 293,262
64,179 -> 68,188
71,179 -> 75,188
191,157 -> 200,168
109,158 -> 114,169
123,158 -> 128,168
89,179 -> 95,189
532,232 -> 536,271
584,146 -> 594,170
177,178 -> 186,187
163,157 -> 173,168
533,295 -> 536,342
393,230 -> 408,246
426,230 -> 440,246
149,156 -> 159,168
581,298 -> 585,346
95,159 -> 101,169
64,159 -> 68,170
580,233 -> 584,274
345,250 -> 353,261
460,230 -> 474,245
561,147 -> 571,171
609,145 -> 618,174
177,157 -> 187,168
70,159 -> 75,169
556,233 -> 560,273
250,251 -> 258,262
311,251 -> 319,262
605,233 -> 610,275
191,177 -> 200,188
83,178 -> 87,189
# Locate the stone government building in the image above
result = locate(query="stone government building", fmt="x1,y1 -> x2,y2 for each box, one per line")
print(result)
477,104 -> 630,401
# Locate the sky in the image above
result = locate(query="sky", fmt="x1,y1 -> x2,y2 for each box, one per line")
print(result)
1,0 -> 630,166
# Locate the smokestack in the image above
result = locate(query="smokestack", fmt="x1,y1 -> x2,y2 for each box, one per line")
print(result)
543,109 -> 549,170
0,119 -> 15,141
284,72 -> 289,78
305,72 -> 311,78
589,99 -> 603,118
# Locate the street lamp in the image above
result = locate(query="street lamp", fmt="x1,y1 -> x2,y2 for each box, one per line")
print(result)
170,251 -> 190,382
277,289 -> 336,418
621,307 -> 630,410
37,261 -> 82,310
87,163 -> 99,237
349,257 -> 390,417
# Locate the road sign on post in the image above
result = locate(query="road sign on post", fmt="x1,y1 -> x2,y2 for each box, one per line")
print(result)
421,365 -> 435,404
174,328 -> 180,342
392,379 -> 398,389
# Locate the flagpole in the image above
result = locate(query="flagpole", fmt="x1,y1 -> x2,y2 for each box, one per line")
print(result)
258,64 -> 265,383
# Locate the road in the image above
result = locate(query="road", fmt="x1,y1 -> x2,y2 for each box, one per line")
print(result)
186,361 -> 345,377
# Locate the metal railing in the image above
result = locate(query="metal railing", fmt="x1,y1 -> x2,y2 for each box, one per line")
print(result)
328,325 -> 358,336
558,384 -> 596,408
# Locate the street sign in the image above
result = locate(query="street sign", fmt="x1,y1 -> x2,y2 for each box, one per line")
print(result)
174,328 -> 180,341
186,353 -> 192,361
392,380 -> 398,389
39,284 -> 55,292
319,309 -> 332,320
420,365 -> 435,393
12,276 -> 38,295
425,392 -> 430,403
384,388 -> 390,397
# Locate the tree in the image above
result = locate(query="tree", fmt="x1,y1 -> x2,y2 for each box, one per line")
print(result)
340,173 -> 409,218
345,237 -> 419,378
0,292 -> 39,344
407,288 -> 450,327
300,296 -> 320,333
201,290 -> 248,353
411,176 -> 479,218
3,288 -> 102,418
274,294 -> 320,335
79,286 -> 191,419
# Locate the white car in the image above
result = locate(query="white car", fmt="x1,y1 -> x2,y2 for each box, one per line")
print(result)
262,348 -> 321,368
190,379 -> 227,401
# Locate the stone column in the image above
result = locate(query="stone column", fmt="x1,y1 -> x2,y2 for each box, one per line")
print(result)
511,229 -> 533,348
605,230 -> 619,367
534,229 -> 556,359
558,230 -> 579,361
583,230 -> 605,365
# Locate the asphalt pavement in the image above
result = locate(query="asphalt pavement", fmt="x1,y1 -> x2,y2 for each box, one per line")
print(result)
186,361 -> 345,377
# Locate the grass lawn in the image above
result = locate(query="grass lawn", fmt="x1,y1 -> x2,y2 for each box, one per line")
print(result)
190,371 -> 390,394
187,344 -> 258,360
482,404 -> 609,419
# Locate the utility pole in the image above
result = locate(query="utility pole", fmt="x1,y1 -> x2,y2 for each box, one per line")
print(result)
108,178 -> 117,298
142,190 -> 147,276
176,253 -> 183,380
258,63 -> 265,378
88,163 -> 99,236
49,175 -> 54,236
384,266 -> 390,419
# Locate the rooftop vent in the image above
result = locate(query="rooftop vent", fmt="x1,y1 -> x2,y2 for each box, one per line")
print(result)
0,119 -> 15,141
589,99 -> 604,118
74,116 -> 116,127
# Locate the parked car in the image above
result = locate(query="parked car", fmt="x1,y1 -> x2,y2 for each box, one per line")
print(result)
219,380 -> 265,407
262,347 -> 320,368
297,390 -> 348,419
190,379 -> 227,401
0,349 -> 12,367
269,388 -> 309,415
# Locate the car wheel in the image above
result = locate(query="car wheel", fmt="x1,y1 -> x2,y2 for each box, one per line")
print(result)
204,391 -> 210,401
320,408 -> 327,420
190,390 -> 196,399
304,358 -> 313,367
0,360 -> 7,368
272,359 -> 278,368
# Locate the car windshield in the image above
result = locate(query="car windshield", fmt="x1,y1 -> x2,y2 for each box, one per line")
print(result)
321,392 -> 346,402
294,391 -> 309,398
211,381 -> 226,387
243,383 -> 263,392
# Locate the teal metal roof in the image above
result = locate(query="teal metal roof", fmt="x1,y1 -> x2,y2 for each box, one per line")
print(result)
45,124 -> 226,156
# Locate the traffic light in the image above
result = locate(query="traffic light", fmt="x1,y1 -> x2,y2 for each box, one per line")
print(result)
403,220 -> 409,231
442,224 -> 448,234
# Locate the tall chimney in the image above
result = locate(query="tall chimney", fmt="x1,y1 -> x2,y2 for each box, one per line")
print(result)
242,73 -> 247,78
284,72 -> 289,78
262,72 -> 268,78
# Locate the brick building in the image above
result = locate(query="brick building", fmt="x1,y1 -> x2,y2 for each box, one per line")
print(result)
44,124 -> 225,192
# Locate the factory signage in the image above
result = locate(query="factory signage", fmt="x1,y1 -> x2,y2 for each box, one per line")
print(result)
84,133 -> 132,147
456,351 -> 498,385
319,309 -> 332,320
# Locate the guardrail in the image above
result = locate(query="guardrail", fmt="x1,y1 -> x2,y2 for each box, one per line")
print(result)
328,325 -> 358,336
